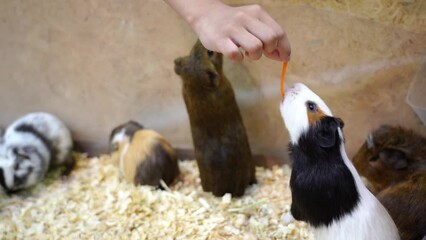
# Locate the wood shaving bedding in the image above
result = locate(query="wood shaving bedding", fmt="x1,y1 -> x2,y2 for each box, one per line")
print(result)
0,154 -> 313,239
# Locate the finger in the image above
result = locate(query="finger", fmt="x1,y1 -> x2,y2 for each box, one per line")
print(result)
264,36 -> 291,62
240,4 -> 280,54
243,17 -> 278,54
256,7 -> 283,38
218,38 -> 243,63
276,35 -> 291,61
231,29 -> 263,61
244,4 -> 284,42
256,8 -> 291,61
241,5 -> 291,61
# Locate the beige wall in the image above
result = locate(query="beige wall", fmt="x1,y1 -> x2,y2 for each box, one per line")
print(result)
0,0 -> 425,158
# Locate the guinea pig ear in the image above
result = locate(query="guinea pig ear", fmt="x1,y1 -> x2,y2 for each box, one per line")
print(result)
366,133 -> 374,149
335,117 -> 344,129
379,148 -> 407,170
317,116 -> 340,148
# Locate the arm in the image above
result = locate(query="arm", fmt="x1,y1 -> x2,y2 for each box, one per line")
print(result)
164,0 -> 291,63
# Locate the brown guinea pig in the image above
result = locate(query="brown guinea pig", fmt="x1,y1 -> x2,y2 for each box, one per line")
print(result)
352,125 -> 426,194
377,170 -> 426,240
174,40 -> 256,197
109,121 -> 180,188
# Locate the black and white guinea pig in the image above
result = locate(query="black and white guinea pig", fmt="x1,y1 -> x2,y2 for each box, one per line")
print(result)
0,112 -> 74,193
109,121 -> 180,188
280,83 -> 399,240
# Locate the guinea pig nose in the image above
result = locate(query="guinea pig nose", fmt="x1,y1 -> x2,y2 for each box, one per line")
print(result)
174,57 -> 183,75
174,57 -> 182,66
293,83 -> 303,91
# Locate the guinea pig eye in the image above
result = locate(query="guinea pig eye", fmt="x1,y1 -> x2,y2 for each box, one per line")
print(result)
207,50 -> 214,57
369,155 -> 379,162
14,156 -> 28,170
306,101 -> 318,112
111,143 -> 119,152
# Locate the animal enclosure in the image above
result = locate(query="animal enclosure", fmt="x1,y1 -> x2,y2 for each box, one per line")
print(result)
0,0 -> 425,239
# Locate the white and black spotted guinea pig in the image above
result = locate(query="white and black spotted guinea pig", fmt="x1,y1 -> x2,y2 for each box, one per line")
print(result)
109,121 -> 180,188
0,112 -> 74,193
280,83 -> 399,240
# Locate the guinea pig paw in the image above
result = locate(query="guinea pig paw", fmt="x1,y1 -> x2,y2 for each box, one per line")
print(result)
281,212 -> 294,226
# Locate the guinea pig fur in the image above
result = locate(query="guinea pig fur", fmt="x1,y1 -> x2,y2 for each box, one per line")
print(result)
352,125 -> 426,194
353,125 -> 426,240
280,83 -> 399,240
174,40 -> 256,197
110,123 -> 179,188
377,170 -> 426,240
0,112 -> 74,193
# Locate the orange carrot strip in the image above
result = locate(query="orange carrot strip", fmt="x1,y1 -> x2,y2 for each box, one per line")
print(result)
280,61 -> 288,98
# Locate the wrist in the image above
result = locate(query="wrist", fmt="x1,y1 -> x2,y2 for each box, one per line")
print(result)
186,0 -> 225,30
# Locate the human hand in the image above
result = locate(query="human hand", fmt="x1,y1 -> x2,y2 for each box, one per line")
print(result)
165,0 -> 291,63
190,2 -> 291,63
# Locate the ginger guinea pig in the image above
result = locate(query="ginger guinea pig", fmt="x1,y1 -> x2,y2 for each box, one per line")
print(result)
174,40 -> 256,197
352,125 -> 426,194
0,112 -> 75,193
280,83 -> 399,240
109,121 -> 180,188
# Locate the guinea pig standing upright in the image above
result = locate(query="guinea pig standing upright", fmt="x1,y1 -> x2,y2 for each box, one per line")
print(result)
109,121 -> 180,188
280,83 -> 399,240
353,125 -> 426,240
0,112 -> 75,193
174,40 -> 256,197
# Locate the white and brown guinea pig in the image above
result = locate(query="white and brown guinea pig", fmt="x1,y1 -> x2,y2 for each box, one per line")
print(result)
109,121 -> 180,188
280,83 -> 399,240
0,112 -> 74,193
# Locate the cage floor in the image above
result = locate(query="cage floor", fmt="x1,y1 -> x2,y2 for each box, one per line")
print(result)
0,154 -> 313,239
